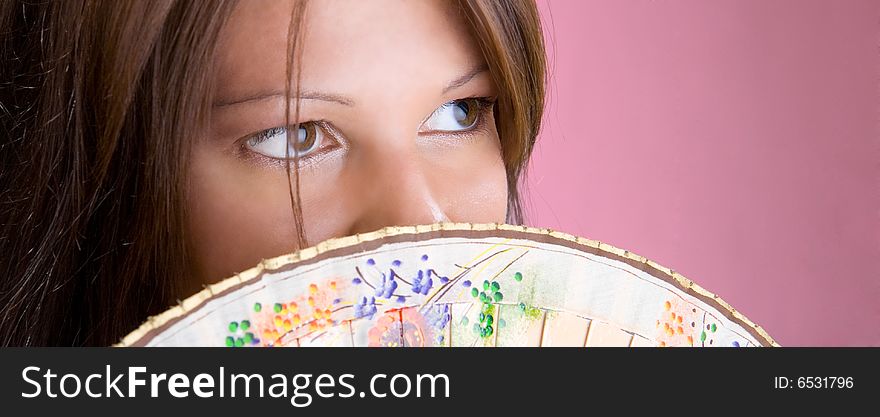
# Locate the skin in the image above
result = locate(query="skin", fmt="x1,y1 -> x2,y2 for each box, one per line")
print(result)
184,0 -> 508,290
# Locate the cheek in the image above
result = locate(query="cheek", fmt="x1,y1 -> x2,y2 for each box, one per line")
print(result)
423,133 -> 509,223
185,147 -> 305,284
448,155 -> 508,223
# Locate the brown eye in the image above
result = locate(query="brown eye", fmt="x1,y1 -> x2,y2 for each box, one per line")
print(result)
295,122 -> 319,153
451,99 -> 479,127
245,122 -> 324,159
420,98 -> 485,133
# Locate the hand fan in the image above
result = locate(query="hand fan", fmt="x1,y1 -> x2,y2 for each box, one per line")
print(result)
119,223 -> 778,347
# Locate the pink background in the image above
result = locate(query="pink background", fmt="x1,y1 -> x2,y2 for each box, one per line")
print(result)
526,0 -> 879,346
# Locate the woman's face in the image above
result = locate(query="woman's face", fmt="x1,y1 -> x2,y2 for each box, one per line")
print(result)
186,0 -> 508,288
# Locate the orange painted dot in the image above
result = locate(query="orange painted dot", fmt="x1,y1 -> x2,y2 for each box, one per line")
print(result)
666,327 -> 674,337
283,319 -> 292,332
274,316 -> 283,328
309,284 -> 318,294
280,306 -> 288,315
671,312 -> 676,320
324,309 -> 332,317
292,314 -> 301,325
288,302 -> 298,312
659,341 -> 667,347
687,336 -> 694,345
676,326 -> 684,334
309,322 -> 318,331
262,329 -> 273,340
314,308 -> 323,319
329,281 -> 337,290
664,301 -> 671,311
676,316 -> 683,324
307,297 -> 315,307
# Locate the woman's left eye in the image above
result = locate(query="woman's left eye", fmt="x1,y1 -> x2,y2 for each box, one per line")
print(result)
244,122 -> 325,160
419,98 -> 491,133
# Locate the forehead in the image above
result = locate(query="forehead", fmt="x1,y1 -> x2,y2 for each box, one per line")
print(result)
214,0 -> 485,101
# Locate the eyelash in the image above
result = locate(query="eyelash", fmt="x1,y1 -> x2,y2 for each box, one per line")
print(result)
237,95 -> 497,164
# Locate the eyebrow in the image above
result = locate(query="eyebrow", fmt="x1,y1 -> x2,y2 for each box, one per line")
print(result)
443,64 -> 489,94
213,90 -> 354,108
213,64 -> 490,108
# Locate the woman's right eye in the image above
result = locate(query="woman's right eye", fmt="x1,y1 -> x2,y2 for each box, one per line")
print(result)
244,122 -> 325,160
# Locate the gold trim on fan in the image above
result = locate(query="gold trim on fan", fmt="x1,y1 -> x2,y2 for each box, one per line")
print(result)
117,223 -> 780,347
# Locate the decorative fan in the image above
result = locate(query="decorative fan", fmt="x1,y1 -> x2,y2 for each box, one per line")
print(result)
119,223 -> 777,347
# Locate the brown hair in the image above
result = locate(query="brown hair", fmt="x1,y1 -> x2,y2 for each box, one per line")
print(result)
0,0 -> 545,346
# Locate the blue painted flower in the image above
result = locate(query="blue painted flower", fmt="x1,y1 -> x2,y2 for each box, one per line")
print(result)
354,296 -> 377,319
374,272 -> 398,299
427,304 -> 451,330
412,269 -> 433,295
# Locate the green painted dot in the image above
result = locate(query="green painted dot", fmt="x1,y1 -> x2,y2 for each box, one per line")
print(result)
479,312 -> 486,323
225,336 -> 234,347
484,325 -> 494,337
499,318 -> 507,328
514,272 -> 523,282
518,302 -> 526,312
483,280 -> 490,291
228,321 -> 238,333
471,288 -> 479,298
241,320 -> 250,331
700,331 -> 707,342
490,281 -> 501,292
234,337 -> 244,347
486,315 -> 494,326
243,332 -> 254,344
273,303 -> 283,313
479,292 -> 489,303
710,323 -> 717,333
493,292 -> 504,302
253,303 -> 262,312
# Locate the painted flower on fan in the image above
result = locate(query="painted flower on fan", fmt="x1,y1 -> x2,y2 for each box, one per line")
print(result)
224,319 -> 259,347
655,298 -> 699,347
469,279 -> 505,338
222,280 -> 344,347
367,308 -> 432,347
426,303 -> 451,330
411,269 -> 433,295
354,296 -> 378,319
373,271 -> 398,299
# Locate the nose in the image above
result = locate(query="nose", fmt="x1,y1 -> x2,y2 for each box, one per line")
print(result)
346,148 -> 450,235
